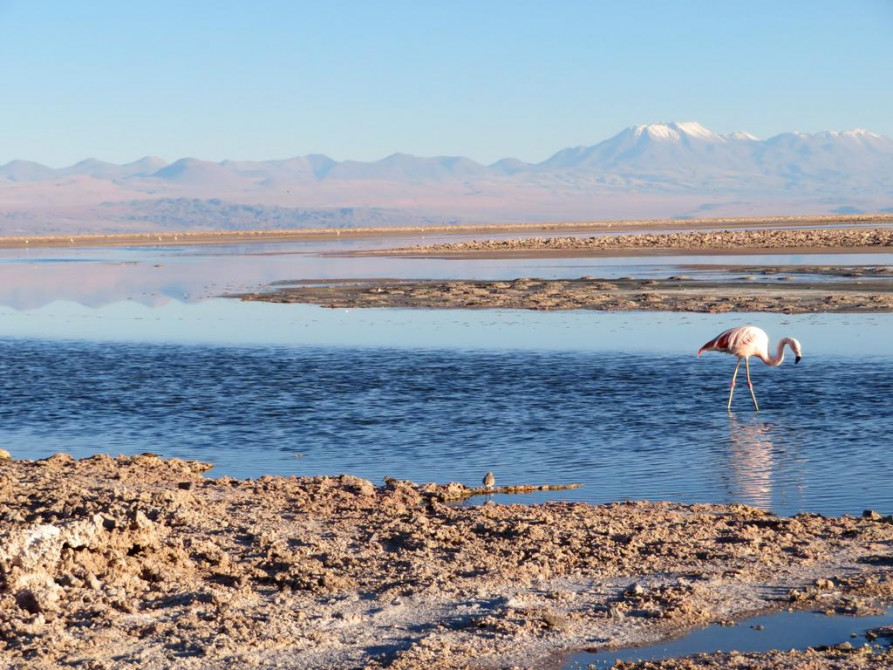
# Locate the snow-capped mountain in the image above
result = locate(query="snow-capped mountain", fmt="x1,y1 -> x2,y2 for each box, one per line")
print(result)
538,121 -> 748,172
534,121 -> 893,177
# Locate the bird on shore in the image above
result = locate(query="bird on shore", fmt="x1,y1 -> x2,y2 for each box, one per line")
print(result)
697,325 -> 802,411
483,471 -> 495,489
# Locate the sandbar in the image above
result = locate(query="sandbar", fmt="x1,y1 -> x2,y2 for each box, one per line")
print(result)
237,227 -> 893,313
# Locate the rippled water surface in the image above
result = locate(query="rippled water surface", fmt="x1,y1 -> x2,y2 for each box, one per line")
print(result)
1,305 -> 891,517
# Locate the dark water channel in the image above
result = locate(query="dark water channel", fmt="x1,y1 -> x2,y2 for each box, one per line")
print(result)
564,609 -> 893,668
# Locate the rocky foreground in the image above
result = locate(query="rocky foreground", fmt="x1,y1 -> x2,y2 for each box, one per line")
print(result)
1,453 -> 891,669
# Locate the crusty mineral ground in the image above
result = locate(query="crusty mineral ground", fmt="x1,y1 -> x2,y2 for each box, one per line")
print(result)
240,273 -> 893,313
1,454 -> 891,669
383,227 -> 893,257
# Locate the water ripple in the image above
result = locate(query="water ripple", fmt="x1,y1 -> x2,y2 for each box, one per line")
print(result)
0,339 -> 890,517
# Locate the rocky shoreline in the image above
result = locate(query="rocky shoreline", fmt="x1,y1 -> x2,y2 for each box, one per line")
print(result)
0,215 -> 891,250
383,227 -> 893,257
1,454 -> 891,668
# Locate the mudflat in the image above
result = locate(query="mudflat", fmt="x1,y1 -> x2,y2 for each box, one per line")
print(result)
241,228 -> 893,314
1,454 -> 891,669
241,271 -> 893,314
237,226 -> 893,313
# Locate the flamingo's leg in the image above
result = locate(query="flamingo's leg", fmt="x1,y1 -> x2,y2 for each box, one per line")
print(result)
727,358 -> 742,411
745,357 -> 759,411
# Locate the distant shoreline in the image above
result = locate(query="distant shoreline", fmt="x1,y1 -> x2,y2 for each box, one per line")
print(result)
238,226 -> 893,314
0,213 -> 891,249
374,226 -> 893,259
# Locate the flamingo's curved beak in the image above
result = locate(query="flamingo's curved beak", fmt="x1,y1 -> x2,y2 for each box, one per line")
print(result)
795,355 -> 802,364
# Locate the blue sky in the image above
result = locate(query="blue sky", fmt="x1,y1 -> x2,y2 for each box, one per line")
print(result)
2,0 -> 892,166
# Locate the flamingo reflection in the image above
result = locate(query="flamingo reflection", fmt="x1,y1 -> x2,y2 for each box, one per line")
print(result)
726,414 -> 775,510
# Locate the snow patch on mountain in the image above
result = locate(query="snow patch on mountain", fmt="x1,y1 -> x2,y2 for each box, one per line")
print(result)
632,121 -> 724,143
724,131 -> 759,141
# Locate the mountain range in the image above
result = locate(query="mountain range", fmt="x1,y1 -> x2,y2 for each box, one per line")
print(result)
2,122 -> 892,234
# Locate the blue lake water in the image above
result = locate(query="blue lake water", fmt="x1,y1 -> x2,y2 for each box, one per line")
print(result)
0,238 -> 891,518
0,300 -> 891,518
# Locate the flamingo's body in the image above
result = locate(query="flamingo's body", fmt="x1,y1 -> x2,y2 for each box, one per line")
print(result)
697,325 -> 802,410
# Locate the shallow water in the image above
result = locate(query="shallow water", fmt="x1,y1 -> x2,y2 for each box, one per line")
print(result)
1,303 -> 890,517
0,238 -> 889,308
564,609 -> 893,668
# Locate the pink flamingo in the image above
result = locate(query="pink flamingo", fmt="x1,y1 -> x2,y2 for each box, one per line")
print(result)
697,325 -> 802,411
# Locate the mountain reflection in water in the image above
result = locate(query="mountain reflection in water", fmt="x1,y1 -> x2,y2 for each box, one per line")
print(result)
0,240 -> 889,309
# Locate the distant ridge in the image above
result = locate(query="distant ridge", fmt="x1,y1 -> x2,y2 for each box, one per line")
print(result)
1,122 -> 892,234
4,121 -> 892,184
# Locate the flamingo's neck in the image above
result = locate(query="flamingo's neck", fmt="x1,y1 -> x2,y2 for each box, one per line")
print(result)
761,338 -> 795,367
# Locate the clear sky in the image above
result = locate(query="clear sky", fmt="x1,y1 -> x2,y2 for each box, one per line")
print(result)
2,0 -> 892,167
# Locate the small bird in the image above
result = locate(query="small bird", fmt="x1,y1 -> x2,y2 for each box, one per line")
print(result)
483,471 -> 495,489
697,325 -> 802,411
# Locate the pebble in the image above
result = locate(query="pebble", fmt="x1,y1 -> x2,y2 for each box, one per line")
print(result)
626,583 -> 646,596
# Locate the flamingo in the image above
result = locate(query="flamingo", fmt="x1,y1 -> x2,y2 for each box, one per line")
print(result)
697,325 -> 802,411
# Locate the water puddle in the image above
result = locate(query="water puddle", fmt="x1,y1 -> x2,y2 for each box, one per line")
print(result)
563,608 -> 893,668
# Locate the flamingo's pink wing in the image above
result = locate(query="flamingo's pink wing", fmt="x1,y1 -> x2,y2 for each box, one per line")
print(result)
698,327 -> 755,355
